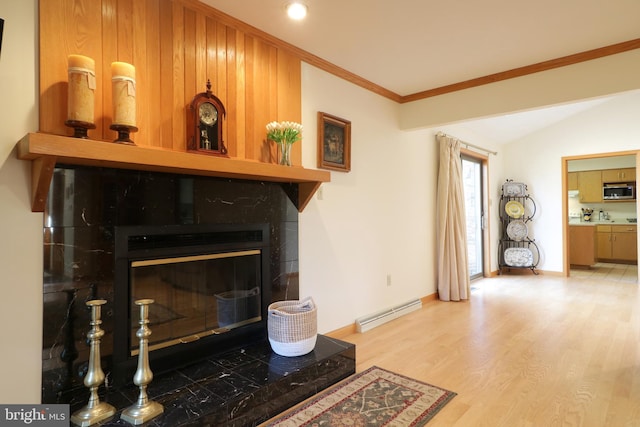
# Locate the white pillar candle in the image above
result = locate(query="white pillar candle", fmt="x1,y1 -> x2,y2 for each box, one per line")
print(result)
67,54 -> 96,124
111,61 -> 136,127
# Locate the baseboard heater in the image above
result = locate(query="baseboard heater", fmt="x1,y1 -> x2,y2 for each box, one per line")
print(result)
355,298 -> 422,333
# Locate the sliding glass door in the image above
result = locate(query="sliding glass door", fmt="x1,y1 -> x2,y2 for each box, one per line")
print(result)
462,155 -> 485,279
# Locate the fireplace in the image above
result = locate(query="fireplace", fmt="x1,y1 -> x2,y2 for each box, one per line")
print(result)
111,223 -> 271,387
42,164 -> 300,402
40,164 -> 356,425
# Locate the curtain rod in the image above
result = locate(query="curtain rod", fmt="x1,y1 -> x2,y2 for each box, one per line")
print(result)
437,132 -> 498,156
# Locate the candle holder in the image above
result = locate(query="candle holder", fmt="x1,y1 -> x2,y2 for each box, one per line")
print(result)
70,299 -> 116,427
120,299 -> 163,425
65,120 -> 96,139
109,124 -> 138,145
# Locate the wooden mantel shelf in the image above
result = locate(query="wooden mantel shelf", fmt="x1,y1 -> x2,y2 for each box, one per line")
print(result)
17,132 -> 330,213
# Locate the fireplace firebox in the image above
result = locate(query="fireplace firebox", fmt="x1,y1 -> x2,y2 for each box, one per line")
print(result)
112,223 -> 271,387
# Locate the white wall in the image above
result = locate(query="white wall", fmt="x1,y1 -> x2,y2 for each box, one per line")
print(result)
0,0 -> 42,403
299,64 -> 439,333
499,90 -> 640,272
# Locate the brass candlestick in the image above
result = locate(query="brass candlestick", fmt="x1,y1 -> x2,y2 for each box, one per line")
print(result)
120,299 -> 164,425
70,299 -> 116,426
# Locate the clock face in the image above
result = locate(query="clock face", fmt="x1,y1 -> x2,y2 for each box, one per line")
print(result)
199,102 -> 218,126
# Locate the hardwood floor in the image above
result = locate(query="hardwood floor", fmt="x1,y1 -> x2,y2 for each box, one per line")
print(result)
337,274 -> 640,426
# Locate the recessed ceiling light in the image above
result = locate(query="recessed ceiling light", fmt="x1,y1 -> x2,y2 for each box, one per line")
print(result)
287,2 -> 308,20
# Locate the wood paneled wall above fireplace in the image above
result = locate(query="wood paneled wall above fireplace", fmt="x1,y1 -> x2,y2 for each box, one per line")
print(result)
28,0 -> 329,213
39,0 -> 301,164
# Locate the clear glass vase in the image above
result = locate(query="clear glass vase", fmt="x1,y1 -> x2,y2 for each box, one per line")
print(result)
278,142 -> 292,166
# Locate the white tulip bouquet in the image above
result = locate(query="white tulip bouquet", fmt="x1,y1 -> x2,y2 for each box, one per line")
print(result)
266,121 -> 303,145
266,121 -> 303,165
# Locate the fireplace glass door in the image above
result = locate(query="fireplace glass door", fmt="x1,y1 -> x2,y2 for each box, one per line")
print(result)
129,249 -> 262,355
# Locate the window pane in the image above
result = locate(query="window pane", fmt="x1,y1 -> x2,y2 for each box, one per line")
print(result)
462,158 -> 483,278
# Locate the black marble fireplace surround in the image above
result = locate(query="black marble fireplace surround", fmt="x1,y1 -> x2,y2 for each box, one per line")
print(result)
41,165 -> 356,425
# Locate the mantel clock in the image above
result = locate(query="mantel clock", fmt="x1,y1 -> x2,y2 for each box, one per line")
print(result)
187,80 -> 227,156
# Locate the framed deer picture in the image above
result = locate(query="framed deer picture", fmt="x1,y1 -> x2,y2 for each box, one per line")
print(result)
318,112 -> 351,172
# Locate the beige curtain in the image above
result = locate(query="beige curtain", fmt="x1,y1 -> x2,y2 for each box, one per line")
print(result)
436,133 -> 470,301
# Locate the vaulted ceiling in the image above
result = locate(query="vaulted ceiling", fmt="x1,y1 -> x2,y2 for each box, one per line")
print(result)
201,0 -> 640,143
202,0 -> 639,96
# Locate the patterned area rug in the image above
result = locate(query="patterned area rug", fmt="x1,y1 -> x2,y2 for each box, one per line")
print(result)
266,366 -> 456,426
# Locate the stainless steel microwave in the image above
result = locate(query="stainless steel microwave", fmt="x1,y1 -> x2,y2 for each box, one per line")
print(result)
603,183 -> 635,200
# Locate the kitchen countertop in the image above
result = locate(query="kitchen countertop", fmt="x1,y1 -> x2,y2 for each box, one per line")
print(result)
569,220 -> 637,226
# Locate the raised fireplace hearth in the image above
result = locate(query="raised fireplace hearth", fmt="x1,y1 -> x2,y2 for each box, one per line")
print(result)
70,335 -> 355,426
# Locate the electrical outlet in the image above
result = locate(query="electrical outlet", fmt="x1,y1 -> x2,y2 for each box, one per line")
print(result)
386,274 -> 391,287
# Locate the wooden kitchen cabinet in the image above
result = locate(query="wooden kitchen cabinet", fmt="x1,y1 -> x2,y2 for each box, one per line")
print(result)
569,225 -> 596,266
596,224 -> 638,262
597,225 -> 613,260
568,172 -> 578,191
612,231 -> 637,260
602,168 -> 636,183
577,170 -> 602,203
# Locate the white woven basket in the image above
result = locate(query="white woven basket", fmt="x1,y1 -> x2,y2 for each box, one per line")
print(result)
268,297 -> 317,357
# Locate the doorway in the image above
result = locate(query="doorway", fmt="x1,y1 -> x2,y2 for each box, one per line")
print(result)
462,152 -> 488,280
563,151 -> 640,283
